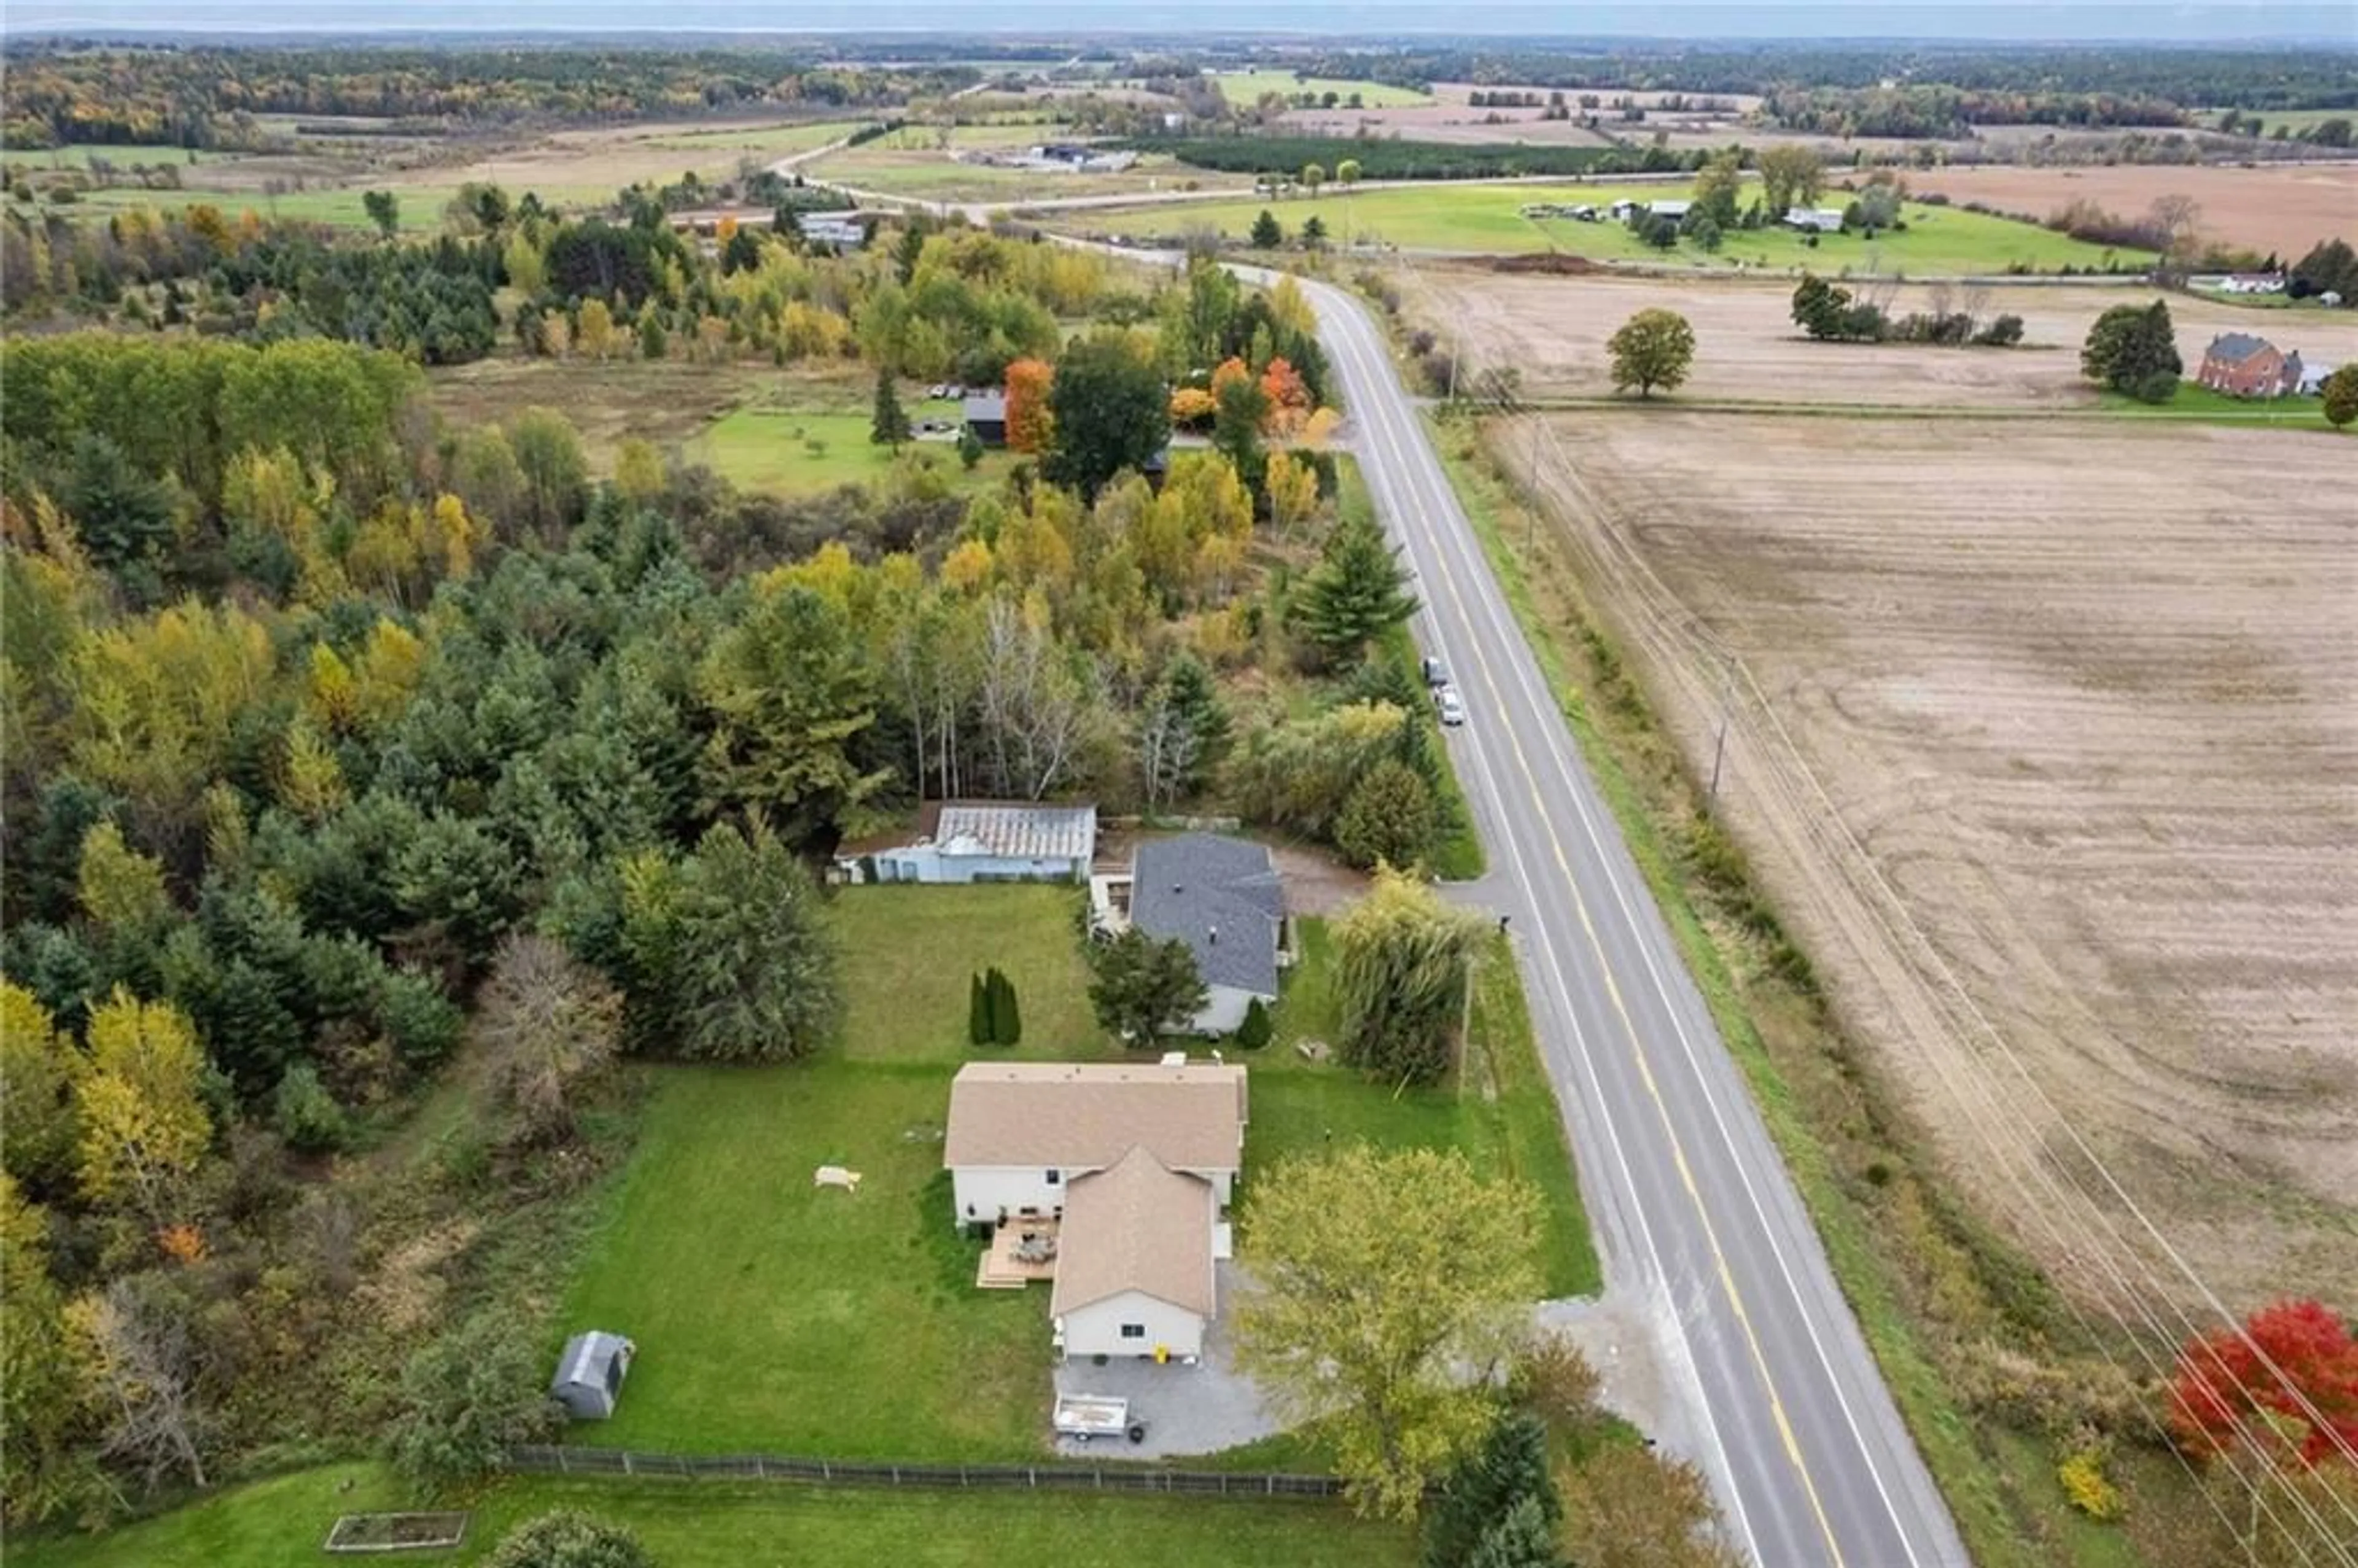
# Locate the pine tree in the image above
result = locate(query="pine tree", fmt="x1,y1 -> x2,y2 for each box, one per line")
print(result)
1237,996 -> 1273,1050
1465,1494 -> 1561,1568
1423,1412 -> 1559,1568
871,365 -> 912,449
969,971 -> 991,1046
1298,512 -> 1420,662
1250,209 -> 1285,249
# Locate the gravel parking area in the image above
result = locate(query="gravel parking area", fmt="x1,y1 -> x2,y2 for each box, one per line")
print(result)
1051,1262 -> 1280,1462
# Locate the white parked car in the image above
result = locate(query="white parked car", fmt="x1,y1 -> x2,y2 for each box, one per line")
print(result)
1436,686 -> 1467,727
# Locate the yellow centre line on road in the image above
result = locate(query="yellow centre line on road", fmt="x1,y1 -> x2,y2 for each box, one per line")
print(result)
1353,334 -> 1851,1566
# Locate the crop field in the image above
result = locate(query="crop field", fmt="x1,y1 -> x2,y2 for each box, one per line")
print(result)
1397,265 -> 2358,407
1212,70 -> 1433,107
1507,411 -> 2358,1314
1916,161 -> 2358,260
1080,182 -> 2147,271
1,142 -> 224,169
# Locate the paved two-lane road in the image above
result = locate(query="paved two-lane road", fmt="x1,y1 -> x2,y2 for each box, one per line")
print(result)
1287,266 -> 1972,1568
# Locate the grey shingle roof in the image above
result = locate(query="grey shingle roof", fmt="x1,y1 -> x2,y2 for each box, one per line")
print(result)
1130,834 -> 1282,998
2206,332 -> 2273,365
933,801 -> 1096,860
963,391 -> 1008,422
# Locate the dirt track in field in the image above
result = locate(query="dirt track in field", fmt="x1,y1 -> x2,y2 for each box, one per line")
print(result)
1508,411 -> 2358,1311
1915,162 -> 2358,259
1402,266 -> 2358,407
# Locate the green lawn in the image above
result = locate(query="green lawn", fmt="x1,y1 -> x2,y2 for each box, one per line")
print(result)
691,398 -> 1006,497
559,880 -> 1594,1453
2102,379 -> 2338,429
1084,182 -> 2150,273
1255,925 -> 1599,1297
11,1462 -> 1411,1568
1213,71 -> 1433,108
835,886 -> 1100,1063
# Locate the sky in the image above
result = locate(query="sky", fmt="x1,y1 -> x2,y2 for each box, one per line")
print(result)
5,1 -> 2354,44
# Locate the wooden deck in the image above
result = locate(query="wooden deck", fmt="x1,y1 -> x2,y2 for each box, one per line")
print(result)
977,1219 -> 1060,1290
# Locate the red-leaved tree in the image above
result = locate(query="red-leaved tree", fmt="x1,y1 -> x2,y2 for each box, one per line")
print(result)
2168,1298 -> 2358,1467
1003,358 -> 1054,454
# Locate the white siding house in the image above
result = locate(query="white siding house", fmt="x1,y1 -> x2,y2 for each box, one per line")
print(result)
869,802 -> 1096,885
944,1063 -> 1243,1360
1059,1289 -> 1207,1362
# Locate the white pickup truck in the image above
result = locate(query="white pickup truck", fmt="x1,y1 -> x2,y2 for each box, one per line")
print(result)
1053,1392 -> 1146,1444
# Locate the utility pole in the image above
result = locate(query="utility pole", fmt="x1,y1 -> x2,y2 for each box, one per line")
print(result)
1705,662 -> 1735,811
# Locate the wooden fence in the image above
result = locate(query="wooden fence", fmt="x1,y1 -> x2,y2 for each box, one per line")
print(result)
502,1445 -> 1345,1499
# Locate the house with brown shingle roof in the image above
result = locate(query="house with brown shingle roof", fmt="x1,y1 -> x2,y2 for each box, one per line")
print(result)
944,1059 -> 1246,1360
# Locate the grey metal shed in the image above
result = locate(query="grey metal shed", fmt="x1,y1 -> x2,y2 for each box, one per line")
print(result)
550,1331 -> 634,1420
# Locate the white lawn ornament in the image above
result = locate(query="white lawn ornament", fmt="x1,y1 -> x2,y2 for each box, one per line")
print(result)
813,1165 -> 863,1193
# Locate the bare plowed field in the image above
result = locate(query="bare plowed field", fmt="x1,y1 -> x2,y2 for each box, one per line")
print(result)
1512,412 -> 2357,1311
1916,161 -> 2358,258
1406,266 -> 2358,406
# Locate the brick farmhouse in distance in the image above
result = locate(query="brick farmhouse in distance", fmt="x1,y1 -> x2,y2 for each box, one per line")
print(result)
2196,333 -> 2305,399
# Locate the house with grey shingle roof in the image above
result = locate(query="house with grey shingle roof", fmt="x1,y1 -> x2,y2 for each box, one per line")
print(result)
866,801 -> 1097,885
2198,332 -> 2303,399
1124,834 -> 1286,1035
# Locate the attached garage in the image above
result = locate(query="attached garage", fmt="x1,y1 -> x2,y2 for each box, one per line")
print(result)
1049,1146 -> 1216,1362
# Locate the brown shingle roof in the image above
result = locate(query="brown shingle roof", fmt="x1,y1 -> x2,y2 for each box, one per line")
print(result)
942,1062 -> 1247,1174
1049,1146 -> 1216,1318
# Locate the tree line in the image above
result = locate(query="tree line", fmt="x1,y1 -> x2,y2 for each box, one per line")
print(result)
0,42 -> 966,150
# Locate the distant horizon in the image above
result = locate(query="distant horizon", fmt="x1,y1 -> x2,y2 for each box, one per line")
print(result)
6,2 -> 2356,47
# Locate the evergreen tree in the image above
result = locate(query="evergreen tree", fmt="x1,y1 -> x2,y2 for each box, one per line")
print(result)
1298,513 -> 1420,662
1465,1495 -> 1562,1568
968,971 -> 990,1046
2109,301 -> 2182,403
1423,1413 -> 1559,1568
995,968 -> 1022,1046
1237,995 -> 1273,1050
957,425 -> 985,470
1088,928 -> 1208,1046
871,366 -> 912,449
1250,209 -> 1285,249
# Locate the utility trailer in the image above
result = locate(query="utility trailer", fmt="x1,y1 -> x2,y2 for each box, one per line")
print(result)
1053,1392 -> 1146,1444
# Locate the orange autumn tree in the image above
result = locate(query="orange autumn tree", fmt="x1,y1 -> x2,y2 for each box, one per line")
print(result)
1169,386 -> 1217,431
2168,1298 -> 2358,1467
1209,355 -> 1253,400
1259,355 -> 1312,438
1004,358 -> 1054,454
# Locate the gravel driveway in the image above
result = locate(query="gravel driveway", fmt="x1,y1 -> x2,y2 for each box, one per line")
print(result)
1050,1262 -> 1280,1462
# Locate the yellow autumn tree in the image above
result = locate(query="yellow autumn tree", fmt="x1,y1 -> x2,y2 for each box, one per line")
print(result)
1266,450 -> 1323,537
613,439 -> 666,506
0,984 -> 79,1190
575,298 -> 618,361
940,537 -> 995,594
279,718 -> 350,822
351,618 -> 427,734
75,821 -> 169,936
305,642 -> 360,733
74,990 -> 211,1223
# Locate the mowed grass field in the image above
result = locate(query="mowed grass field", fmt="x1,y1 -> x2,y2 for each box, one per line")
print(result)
691,395 -> 1008,497
1213,71 -> 1433,107
561,883 -> 1595,1454
1084,182 -> 2150,272
10,1462 -> 1412,1568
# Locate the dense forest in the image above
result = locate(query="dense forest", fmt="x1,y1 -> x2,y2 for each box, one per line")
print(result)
1282,43 -> 2358,114
0,204 -> 1474,1521
0,43 -> 967,149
